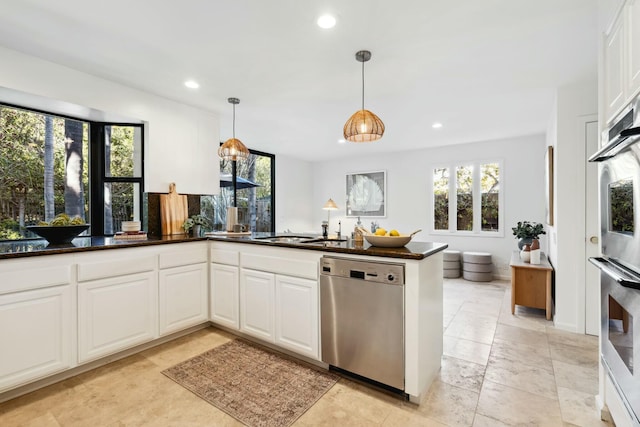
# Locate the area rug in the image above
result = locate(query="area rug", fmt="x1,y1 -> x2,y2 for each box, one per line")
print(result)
162,339 -> 339,427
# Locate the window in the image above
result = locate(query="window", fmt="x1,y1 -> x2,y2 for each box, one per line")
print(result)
201,148 -> 275,232
0,103 -> 144,240
432,160 -> 502,235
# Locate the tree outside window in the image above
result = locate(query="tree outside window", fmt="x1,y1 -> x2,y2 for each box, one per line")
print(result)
432,160 -> 502,235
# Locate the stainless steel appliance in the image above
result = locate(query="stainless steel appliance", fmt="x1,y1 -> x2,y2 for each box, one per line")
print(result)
320,255 -> 405,390
589,93 -> 640,425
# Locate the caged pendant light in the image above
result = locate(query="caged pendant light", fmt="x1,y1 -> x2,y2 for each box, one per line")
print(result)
343,50 -> 385,142
218,97 -> 250,161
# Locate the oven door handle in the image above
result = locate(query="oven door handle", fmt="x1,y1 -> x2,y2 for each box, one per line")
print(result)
589,257 -> 640,290
588,132 -> 640,162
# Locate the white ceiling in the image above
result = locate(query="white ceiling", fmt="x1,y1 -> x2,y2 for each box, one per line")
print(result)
0,0 -> 598,161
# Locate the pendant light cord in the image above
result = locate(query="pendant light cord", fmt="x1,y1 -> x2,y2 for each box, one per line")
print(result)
232,104 -> 236,139
361,59 -> 365,111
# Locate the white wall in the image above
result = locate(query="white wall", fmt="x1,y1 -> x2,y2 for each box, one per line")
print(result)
275,155 -> 315,233
312,134 -> 547,279
0,46 -> 219,195
547,79 -> 598,332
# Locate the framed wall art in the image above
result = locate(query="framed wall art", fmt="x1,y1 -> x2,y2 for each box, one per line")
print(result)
346,170 -> 386,217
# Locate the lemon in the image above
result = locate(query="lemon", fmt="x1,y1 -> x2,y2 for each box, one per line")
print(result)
374,228 -> 387,236
389,229 -> 400,236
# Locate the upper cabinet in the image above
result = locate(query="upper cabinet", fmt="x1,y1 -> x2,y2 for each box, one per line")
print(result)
604,0 -> 640,123
627,0 -> 640,97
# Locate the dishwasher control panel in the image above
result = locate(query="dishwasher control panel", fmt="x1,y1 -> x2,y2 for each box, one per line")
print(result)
320,256 -> 404,285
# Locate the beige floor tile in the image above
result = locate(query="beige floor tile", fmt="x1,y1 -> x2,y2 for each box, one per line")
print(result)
18,411 -> 61,427
484,356 -> 558,400
459,301 -> 502,318
477,380 -> 563,426
444,321 -> 496,345
549,341 -> 599,369
443,336 -> 492,366
419,379 -> 479,427
494,323 -> 549,347
489,337 -> 553,372
319,379 -> 398,424
498,309 -> 550,332
438,356 -> 486,393
382,406 -> 449,427
547,327 -> 599,350
472,413 -> 512,426
557,387 -> 612,427
294,398 -> 381,426
140,326 -> 233,369
553,360 -> 599,395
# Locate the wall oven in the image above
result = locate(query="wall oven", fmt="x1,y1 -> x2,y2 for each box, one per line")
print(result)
589,94 -> 640,425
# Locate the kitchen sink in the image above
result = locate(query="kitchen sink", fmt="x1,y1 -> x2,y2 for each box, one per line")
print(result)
300,238 -> 348,244
253,235 -> 347,245
254,235 -> 314,243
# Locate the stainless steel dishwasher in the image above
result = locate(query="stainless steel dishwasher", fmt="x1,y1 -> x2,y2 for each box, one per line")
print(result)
320,255 -> 405,390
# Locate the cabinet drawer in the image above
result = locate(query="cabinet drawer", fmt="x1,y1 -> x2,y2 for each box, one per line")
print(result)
77,253 -> 156,282
159,243 -> 208,269
210,248 -> 240,266
0,256 -> 72,295
242,253 -> 317,280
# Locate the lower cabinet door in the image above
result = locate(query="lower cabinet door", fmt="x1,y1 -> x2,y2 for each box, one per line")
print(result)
0,285 -> 73,392
240,269 -> 275,342
275,275 -> 319,359
159,263 -> 208,336
78,271 -> 158,363
210,263 -> 240,329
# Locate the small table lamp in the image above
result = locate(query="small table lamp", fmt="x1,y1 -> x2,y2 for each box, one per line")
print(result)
323,198 -> 338,228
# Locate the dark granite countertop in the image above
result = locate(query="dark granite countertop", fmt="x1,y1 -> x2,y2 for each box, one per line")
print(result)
0,233 -> 447,261
206,232 -> 448,260
0,235 -> 208,260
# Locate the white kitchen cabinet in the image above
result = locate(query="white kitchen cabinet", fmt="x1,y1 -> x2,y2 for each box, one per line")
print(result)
157,242 -> 209,336
627,0 -> 640,97
604,13 -> 626,122
78,271 -> 158,363
0,285 -> 73,392
240,269 -> 275,342
210,263 -> 240,329
158,263 -> 208,336
274,275 -> 319,359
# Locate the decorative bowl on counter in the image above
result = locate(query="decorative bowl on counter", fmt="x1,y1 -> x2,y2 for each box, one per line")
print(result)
26,224 -> 90,245
364,233 -> 413,248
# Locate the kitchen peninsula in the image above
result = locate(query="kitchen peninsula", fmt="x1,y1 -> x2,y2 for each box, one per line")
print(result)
0,234 -> 446,404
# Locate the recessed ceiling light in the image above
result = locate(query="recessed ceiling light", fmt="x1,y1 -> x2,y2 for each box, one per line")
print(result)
317,14 -> 336,29
184,80 -> 199,89
432,122 -> 443,129
338,139 -> 346,144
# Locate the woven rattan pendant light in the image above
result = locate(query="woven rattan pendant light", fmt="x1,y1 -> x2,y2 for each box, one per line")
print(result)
343,50 -> 385,142
218,97 -> 250,161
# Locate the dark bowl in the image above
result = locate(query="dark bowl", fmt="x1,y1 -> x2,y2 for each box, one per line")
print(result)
26,224 -> 90,244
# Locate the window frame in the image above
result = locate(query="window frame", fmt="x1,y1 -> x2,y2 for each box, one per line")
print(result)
0,101 -> 144,238
430,158 -> 504,237
219,146 -> 276,233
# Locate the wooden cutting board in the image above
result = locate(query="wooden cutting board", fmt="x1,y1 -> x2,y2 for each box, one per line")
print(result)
160,183 -> 188,235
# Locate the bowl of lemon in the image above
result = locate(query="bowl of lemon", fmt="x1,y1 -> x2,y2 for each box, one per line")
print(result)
27,213 -> 90,245
363,228 -> 421,248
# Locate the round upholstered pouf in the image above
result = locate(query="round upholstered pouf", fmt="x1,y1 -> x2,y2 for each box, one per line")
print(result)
443,250 -> 461,278
461,251 -> 493,282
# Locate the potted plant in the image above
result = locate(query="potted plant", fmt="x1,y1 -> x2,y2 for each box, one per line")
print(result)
182,214 -> 210,237
512,221 -> 546,249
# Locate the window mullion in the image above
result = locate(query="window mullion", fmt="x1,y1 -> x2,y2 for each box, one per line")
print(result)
449,165 -> 456,232
473,162 -> 482,233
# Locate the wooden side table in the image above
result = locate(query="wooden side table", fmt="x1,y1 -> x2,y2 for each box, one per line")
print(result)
510,251 -> 554,320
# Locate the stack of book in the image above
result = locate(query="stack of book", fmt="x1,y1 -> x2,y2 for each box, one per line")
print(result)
114,231 -> 148,240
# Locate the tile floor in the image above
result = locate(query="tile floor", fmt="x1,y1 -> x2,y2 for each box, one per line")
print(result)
0,278 -> 611,426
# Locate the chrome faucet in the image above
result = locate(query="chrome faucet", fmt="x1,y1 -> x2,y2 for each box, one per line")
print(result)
336,220 -> 341,239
